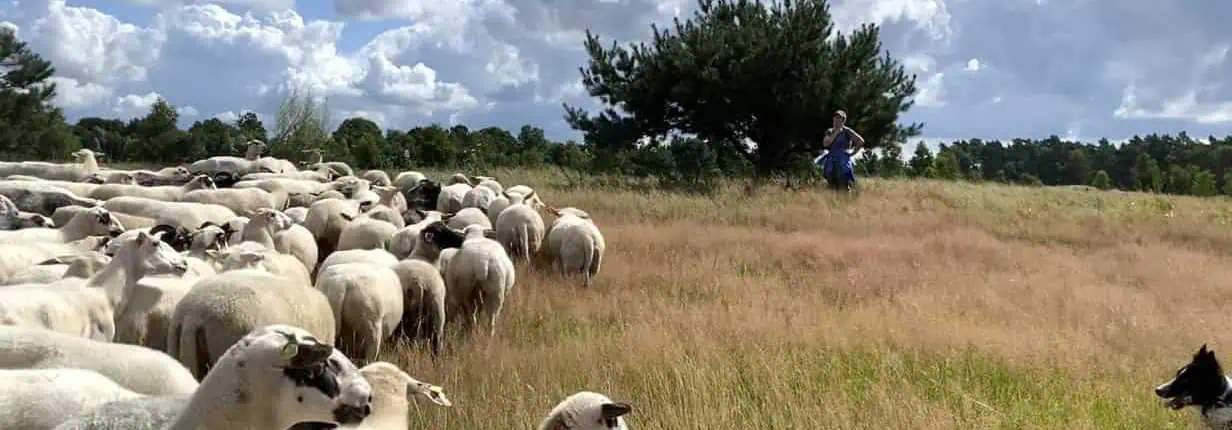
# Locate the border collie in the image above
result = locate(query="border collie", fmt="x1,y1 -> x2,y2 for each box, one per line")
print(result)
1156,344 -> 1232,428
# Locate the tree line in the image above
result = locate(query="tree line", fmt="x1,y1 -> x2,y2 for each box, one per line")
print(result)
3,0 -> 1231,197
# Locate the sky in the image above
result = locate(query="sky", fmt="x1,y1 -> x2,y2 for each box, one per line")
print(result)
1,0 -> 1229,153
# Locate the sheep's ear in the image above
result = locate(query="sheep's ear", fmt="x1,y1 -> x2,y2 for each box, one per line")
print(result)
601,402 -> 632,419
524,190 -> 536,201
482,228 -> 497,239
413,383 -> 452,407
340,213 -> 355,221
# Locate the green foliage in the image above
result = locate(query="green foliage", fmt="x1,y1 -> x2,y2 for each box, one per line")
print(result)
564,0 -> 921,176
1192,170 -> 1218,197
272,86 -> 330,160
0,27 -> 73,159
908,143 -> 933,178
929,150 -> 961,180
332,117 -> 386,168
1135,152 -> 1163,192
1089,170 -> 1113,190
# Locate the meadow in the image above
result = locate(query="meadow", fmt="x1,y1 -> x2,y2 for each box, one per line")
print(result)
346,167 -> 1231,429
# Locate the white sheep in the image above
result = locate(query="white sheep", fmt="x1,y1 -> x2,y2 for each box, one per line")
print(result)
445,206 -> 492,230
388,209 -> 445,259
538,391 -> 633,430
461,185 -> 497,212
0,206 -> 124,244
0,193 -> 53,230
0,237 -> 109,284
362,170 -> 392,187
167,324 -> 374,429
507,184 -> 547,210
303,149 -> 357,178
393,221 -> 466,356
337,216 -> 398,253
179,186 -> 284,216
0,231 -> 188,341
475,176 -> 503,194
333,362 -> 451,429
234,176 -> 332,197
240,207 -> 319,276
50,394 -> 191,430
437,181 -> 471,213
361,185 -> 407,228
546,207 -> 607,288
102,196 -> 237,231
393,171 -> 426,196
188,140 -> 266,178
0,148 -> 102,182
317,248 -> 399,279
0,367 -> 142,430
88,174 -> 215,201
314,262 -> 403,363
52,205 -> 156,231
4,251 -> 110,285
286,206 -> 309,224
494,190 -> 546,264
444,225 -> 515,337
0,325 -> 199,395
167,269 -> 336,379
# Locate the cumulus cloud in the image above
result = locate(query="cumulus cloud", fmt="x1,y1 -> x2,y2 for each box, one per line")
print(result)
0,0 -> 1227,143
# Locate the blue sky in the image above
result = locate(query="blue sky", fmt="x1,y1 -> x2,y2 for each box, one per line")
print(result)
2,0 -> 1229,153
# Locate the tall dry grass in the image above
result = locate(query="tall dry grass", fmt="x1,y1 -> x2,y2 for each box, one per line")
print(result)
355,168 -> 1232,429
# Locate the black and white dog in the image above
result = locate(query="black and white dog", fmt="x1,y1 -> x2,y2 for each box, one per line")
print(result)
1156,344 -> 1232,428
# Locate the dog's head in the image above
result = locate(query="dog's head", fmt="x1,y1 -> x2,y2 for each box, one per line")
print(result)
1156,344 -> 1228,411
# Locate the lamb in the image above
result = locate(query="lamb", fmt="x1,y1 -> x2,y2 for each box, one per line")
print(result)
361,170 -> 392,187
546,207 -> 607,288
0,206 -> 125,244
4,252 -> 110,285
102,196 -> 238,231
444,225 -> 516,337
537,391 -> 633,430
446,206 -> 492,230
167,269 -> 336,379
0,325 -> 199,395
0,193 -> 54,230
0,180 -> 102,216
303,149 -> 357,178
0,230 -> 189,341
166,324 -> 373,429
0,148 -> 102,182
53,206 -> 156,230
314,262 -> 403,363
494,190 -> 546,264
392,221 -> 465,356
180,186 -> 285,216
302,197 -> 363,264
0,367 -> 143,430
0,237 -> 110,284
239,208 -> 318,280
188,139 -> 266,178
89,174 -> 216,201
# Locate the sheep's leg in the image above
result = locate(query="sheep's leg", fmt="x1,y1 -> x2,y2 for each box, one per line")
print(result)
363,320 -> 382,364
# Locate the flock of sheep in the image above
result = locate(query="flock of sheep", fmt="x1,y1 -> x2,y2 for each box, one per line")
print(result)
0,141 -> 629,429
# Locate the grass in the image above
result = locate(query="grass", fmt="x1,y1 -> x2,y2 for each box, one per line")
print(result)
333,167 -> 1229,429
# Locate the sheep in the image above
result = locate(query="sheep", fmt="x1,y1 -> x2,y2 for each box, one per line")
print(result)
313,262 -> 403,363
317,248 -> 399,278
102,196 -> 238,231
437,181 -> 471,213
239,208 -> 319,278
0,367 -> 143,430
303,197 -> 363,264
507,184 -> 547,210
546,207 -> 607,288
333,176 -> 372,199
53,206 -> 156,230
167,269 -> 336,379
7,178 -> 104,201
495,190 -> 546,264
405,178 -> 442,211
167,324 -> 374,429
4,252 -> 111,285
360,185 -> 407,228
393,171 -> 426,196
0,148 -> 102,182
0,237 -> 110,284
131,166 -> 194,186
447,172 -> 472,186
89,174 -> 215,202
438,248 -> 458,277
336,216 -> 397,253
445,206 -> 492,230
302,149 -> 357,178
188,139 -> 266,178
462,184 -> 497,211
537,391 -> 633,430
0,193 -> 53,230
388,209 -> 445,259
362,170 -> 392,187
179,186 -> 285,216
234,177 -> 332,196
286,206 -> 310,224
0,206 -> 124,244
0,181 -> 101,216
444,225 -> 516,337
49,394 -> 192,430
392,221 -> 466,356
333,362 -> 451,429
0,230 -> 189,341
0,325 -> 199,395
83,170 -> 136,184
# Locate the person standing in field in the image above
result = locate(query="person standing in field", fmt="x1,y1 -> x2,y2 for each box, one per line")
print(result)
818,109 -> 865,191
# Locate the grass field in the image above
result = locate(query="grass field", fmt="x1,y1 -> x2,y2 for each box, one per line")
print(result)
331,167 -> 1230,429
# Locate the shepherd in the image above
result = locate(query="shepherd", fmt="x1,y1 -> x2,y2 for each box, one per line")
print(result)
818,109 -> 865,191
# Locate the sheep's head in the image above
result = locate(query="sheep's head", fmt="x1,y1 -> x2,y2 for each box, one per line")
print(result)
420,221 -> 466,249
71,148 -> 100,161
404,208 -> 443,225
447,173 -> 472,186
550,206 -> 593,222
540,392 -> 632,430
130,230 -> 190,278
80,173 -> 107,184
190,223 -> 230,251
373,185 -> 399,202
17,214 -> 54,229
358,362 -> 452,410
187,174 -> 217,191
149,224 -> 193,252
252,208 -> 294,231
407,179 -> 442,211
77,207 -> 126,238
231,325 -> 373,428
215,249 -> 267,271
212,172 -> 238,188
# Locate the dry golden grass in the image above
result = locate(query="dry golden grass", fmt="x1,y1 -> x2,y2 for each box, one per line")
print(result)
339,168 -> 1232,429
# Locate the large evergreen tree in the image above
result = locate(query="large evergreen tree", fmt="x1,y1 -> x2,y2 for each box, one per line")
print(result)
0,27 -> 79,159
564,0 -> 922,176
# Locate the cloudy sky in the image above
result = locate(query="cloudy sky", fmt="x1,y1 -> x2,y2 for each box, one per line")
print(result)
1,0 -> 1229,150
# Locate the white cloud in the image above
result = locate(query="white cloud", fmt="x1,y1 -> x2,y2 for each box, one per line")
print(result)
965,58 -> 981,72
112,91 -> 163,119
48,76 -> 113,109
914,73 -> 946,107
